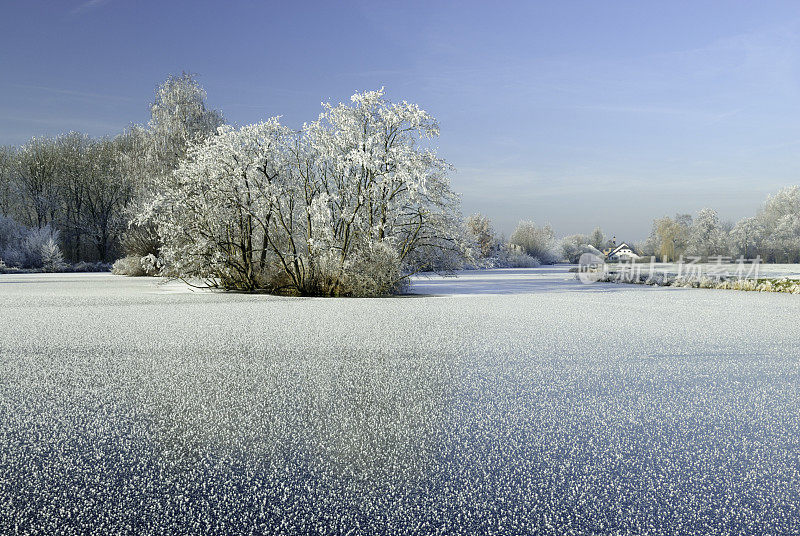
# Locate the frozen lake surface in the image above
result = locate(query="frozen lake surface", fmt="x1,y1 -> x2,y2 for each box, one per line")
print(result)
1,268 -> 799,534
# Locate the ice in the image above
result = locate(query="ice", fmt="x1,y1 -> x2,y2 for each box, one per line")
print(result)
1,268 -> 798,534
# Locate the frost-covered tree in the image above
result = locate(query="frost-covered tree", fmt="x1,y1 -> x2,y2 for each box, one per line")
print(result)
652,217 -> 679,262
465,213 -> 498,260
151,89 -> 463,296
0,146 -> 15,217
39,234 -> 65,272
760,186 -> 800,228
687,208 -> 726,258
560,233 -> 589,263
765,214 -> 800,263
589,227 -> 605,250
752,186 -> 800,262
648,214 -> 692,261
730,217 -> 765,259
674,213 -> 693,253
14,137 -> 61,229
509,221 -> 556,263
121,74 -> 225,262
147,73 -> 224,179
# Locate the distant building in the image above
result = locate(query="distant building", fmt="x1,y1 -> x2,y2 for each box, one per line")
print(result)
607,242 -> 640,261
602,236 -> 640,261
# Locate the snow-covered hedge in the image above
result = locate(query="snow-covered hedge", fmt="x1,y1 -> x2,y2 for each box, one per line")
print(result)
590,269 -> 800,294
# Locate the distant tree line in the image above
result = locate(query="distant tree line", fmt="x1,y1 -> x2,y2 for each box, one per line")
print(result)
639,188 -> 800,263
0,73 -> 223,269
0,132 -> 133,265
464,186 -> 800,267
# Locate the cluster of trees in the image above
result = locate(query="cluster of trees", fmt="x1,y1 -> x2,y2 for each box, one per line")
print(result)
0,133 -> 134,266
464,215 -> 561,267
1,74 -> 465,294
465,215 -> 613,266
642,187 -> 800,263
559,227 -> 607,263
0,73 -> 223,269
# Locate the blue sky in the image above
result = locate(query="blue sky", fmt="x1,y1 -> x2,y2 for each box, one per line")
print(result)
2,1 -> 800,240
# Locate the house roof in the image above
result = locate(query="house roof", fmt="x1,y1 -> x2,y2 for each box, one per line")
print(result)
609,243 -> 636,256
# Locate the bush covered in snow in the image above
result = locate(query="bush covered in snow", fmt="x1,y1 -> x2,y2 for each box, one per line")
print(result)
71,261 -> 112,273
39,235 -> 66,272
560,234 -> 604,264
493,244 -> 541,268
0,215 -> 66,270
112,254 -> 160,277
509,221 -> 558,264
112,256 -> 146,277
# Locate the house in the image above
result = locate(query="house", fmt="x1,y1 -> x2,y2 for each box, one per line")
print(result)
602,237 -> 640,261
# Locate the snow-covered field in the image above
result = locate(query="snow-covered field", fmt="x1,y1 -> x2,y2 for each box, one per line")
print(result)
1,268 -> 799,534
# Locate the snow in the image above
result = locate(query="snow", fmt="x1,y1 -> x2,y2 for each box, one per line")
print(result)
1,268 -> 799,534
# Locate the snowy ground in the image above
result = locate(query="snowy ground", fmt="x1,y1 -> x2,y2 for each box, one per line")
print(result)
1,268 -> 799,534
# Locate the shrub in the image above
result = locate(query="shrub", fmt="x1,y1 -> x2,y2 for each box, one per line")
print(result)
140,254 -> 161,276
21,227 -> 63,269
1,246 -> 24,268
491,243 -> 541,268
509,221 -> 557,264
0,215 -> 25,266
40,236 -> 66,272
504,251 -> 541,268
0,218 -> 67,270
339,241 -> 406,297
0,215 -> 24,250
122,224 -> 160,258
112,255 -> 147,276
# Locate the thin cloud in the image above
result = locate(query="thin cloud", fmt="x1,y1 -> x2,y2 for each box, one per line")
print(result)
70,0 -> 111,15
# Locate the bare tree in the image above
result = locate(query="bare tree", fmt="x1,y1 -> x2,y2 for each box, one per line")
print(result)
14,137 -> 61,229
0,146 -> 16,217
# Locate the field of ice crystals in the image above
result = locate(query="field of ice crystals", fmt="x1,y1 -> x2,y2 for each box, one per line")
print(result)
1,268 -> 798,534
